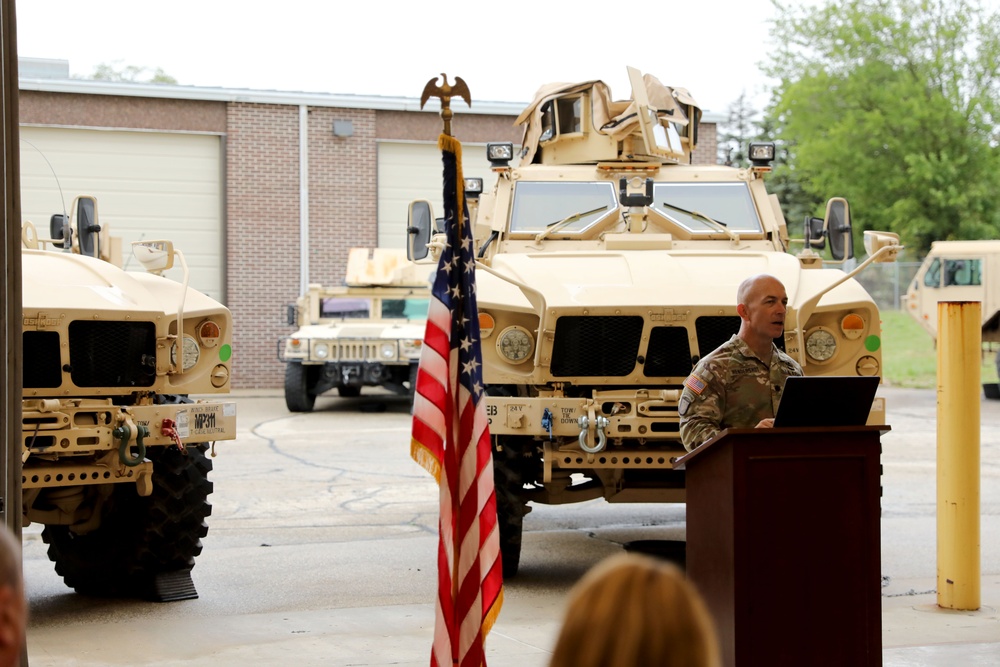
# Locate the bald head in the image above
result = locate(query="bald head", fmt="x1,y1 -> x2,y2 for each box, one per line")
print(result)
736,274 -> 789,359
737,274 -> 785,308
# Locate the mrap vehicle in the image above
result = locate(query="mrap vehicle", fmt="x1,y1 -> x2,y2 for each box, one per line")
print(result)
407,67 -> 901,575
20,196 -> 236,600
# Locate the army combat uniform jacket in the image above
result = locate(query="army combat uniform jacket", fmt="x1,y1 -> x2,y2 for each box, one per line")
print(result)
678,335 -> 803,451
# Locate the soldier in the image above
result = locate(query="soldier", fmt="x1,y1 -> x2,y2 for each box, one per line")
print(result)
679,273 -> 803,451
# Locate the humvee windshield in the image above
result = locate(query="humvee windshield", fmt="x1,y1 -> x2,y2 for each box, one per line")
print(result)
320,298 -> 370,319
381,298 -> 429,320
510,182 -> 617,234
651,182 -> 762,234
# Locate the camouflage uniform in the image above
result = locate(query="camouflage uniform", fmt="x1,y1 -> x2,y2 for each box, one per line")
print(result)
678,334 -> 803,451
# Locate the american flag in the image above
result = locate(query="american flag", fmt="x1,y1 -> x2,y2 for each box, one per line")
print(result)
411,133 -> 504,667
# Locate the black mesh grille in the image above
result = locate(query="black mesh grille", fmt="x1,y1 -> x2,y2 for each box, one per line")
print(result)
694,315 -> 786,359
68,321 -> 157,387
695,316 -> 741,358
23,331 -> 62,388
551,316 -> 643,377
643,326 -> 693,377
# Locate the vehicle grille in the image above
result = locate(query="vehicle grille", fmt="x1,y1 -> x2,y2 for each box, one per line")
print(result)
22,331 -> 62,388
68,321 -> 157,387
551,316 -> 643,376
695,316 -> 741,359
335,341 -> 380,360
643,326 -> 693,377
693,315 -> 786,358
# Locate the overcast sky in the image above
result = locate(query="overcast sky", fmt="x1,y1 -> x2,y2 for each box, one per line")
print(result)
14,0 -> 794,114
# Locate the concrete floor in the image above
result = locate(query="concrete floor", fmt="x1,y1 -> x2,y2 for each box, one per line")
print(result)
20,386 -> 1000,666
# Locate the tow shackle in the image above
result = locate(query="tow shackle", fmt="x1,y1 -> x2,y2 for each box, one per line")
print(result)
113,421 -> 149,467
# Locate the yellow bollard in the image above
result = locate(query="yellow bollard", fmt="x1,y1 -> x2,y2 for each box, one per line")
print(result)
936,300 -> 981,610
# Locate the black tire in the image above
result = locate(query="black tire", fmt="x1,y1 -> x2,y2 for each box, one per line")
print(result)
285,362 -> 318,411
337,385 -> 361,398
493,437 -> 530,578
42,444 -> 214,599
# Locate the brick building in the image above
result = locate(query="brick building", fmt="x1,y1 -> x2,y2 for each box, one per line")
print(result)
18,69 -> 719,389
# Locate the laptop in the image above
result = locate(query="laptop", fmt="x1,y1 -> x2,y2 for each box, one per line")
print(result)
773,375 -> 880,428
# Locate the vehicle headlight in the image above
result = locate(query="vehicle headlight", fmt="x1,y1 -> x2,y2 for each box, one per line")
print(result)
805,328 -> 837,362
496,326 -> 534,364
171,335 -> 200,372
380,342 -> 398,360
313,343 -> 329,359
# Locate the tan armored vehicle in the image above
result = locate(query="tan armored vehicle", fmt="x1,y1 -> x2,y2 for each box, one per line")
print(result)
20,196 -> 236,600
280,248 -> 431,411
407,67 -> 900,575
904,239 -> 1000,384
904,240 -> 1000,343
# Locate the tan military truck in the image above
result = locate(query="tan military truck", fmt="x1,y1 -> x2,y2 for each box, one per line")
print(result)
407,67 -> 900,576
904,239 -> 1000,388
904,240 -> 1000,343
20,195 -> 236,600
280,248 -> 431,411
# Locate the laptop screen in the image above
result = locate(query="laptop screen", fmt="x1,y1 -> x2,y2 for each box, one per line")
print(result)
773,375 -> 880,428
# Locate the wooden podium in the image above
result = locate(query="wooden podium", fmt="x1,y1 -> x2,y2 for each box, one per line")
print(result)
674,426 -> 888,667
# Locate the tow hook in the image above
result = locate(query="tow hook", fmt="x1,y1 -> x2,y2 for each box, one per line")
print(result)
113,421 -> 149,467
578,412 -> 610,454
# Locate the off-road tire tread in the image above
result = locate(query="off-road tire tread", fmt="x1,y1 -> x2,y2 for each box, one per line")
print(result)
42,444 -> 214,599
285,362 -> 317,412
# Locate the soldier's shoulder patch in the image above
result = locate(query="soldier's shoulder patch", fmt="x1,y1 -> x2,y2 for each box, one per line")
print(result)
684,374 -> 707,395
679,396 -> 691,416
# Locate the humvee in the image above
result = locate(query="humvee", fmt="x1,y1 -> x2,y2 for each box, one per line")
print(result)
20,195 -> 236,600
280,248 -> 431,411
407,67 -> 901,576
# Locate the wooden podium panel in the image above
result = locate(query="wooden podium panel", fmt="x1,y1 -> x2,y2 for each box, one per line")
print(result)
675,426 -> 886,667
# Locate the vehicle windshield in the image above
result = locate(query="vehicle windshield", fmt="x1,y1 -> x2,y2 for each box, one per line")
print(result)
381,298 -> 429,320
510,181 -> 618,234
320,298 -> 370,319
651,182 -> 762,234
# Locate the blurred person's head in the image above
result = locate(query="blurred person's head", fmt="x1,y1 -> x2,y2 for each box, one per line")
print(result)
0,526 -> 24,667
549,553 -> 720,667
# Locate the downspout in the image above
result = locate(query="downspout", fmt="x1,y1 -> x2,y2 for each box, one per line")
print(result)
299,104 -> 309,294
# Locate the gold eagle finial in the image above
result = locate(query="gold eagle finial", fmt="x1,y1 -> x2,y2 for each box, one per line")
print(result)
420,73 -> 471,137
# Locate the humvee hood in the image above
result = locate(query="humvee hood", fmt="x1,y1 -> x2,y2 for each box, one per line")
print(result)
480,251 -> 841,311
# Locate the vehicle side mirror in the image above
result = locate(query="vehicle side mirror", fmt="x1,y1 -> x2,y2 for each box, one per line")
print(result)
286,304 -> 297,326
805,217 -> 826,250
825,197 -> 853,261
49,214 -> 72,250
407,200 -> 434,261
74,195 -> 100,258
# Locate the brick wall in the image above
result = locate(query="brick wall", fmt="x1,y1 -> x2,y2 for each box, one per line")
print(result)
306,107 -> 377,287
226,103 -> 302,389
226,104 -> 380,389
693,122 -> 718,165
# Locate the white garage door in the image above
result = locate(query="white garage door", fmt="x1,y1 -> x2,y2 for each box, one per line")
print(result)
19,126 -> 224,301
377,141 -> 494,250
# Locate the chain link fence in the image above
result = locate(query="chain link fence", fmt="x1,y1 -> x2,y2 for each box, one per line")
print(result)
851,261 -> 922,312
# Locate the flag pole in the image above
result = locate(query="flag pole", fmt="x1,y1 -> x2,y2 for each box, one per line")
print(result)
413,74 -> 503,667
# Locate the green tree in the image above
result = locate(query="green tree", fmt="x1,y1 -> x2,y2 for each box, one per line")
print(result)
763,0 -> 1000,257
86,60 -> 177,85
717,92 -> 760,166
